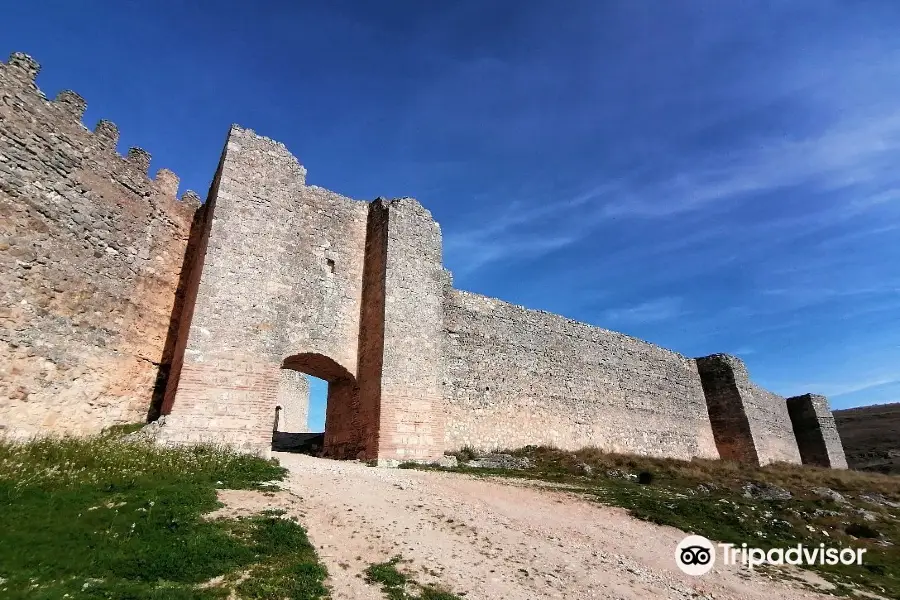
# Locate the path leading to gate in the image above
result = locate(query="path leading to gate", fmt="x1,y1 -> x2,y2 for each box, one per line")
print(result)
243,453 -> 836,599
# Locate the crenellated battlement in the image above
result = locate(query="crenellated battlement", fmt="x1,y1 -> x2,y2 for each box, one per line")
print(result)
0,50 -> 210,441
53,90 -> 87,120
180,190 -> 202,209
94,119 -> 119,148
126,147 -> 151,173
0,51 -> 200,209
155,168 -> 180,197
5,52 -> 40,88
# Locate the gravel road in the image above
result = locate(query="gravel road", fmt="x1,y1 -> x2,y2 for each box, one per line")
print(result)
218,453 -> 837,600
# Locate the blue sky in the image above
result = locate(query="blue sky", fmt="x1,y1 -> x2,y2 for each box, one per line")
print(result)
5,1 -> 900,429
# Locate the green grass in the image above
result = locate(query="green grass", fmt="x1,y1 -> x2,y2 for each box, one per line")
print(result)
0,431 -> 328,599
100,422 -> 147,438
431,445 -> 900,598
364,557 -> 462,600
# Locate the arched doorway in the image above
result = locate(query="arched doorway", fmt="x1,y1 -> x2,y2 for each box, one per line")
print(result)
277,352 -> 362,459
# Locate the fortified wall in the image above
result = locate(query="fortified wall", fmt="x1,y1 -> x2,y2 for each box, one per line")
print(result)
0,52 -> 848,468
0,53 -> 202,436
443,291 -> 720,459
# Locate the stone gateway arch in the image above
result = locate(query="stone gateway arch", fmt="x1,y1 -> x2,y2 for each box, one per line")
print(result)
0,52 -> 847,468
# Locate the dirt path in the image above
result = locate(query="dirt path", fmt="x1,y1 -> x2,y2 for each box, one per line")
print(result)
231,453 -> 838,599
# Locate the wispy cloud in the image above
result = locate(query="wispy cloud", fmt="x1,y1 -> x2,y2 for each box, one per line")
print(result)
782,377 -> 900,399
759,284 -> 900,305
443,187 -> 605,273
812,222 -> 900,250
600,297 -> 685,325
606,114 -> 900,217
444,106 -> 900,274
444,233 -> 576,274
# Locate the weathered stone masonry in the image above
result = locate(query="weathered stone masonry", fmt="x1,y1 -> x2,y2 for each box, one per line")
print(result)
443,291 -> 720,460
0,53 -> 201,438
0,52 -> 848,468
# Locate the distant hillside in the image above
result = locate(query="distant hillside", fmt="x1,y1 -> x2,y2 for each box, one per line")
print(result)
834,402 -> 900,474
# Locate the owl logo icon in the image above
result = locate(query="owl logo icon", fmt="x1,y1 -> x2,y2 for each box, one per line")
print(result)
675,535 -> 716,575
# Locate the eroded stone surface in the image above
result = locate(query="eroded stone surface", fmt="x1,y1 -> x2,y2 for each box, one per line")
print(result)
0,52 -> 200,438
443,291 -> 721,460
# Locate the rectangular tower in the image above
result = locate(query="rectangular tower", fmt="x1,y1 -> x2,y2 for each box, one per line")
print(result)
159,126 -> 369,457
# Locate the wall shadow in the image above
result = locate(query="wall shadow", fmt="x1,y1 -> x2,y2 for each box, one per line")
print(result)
271,432 -> 325,454
145,202 -> 208,422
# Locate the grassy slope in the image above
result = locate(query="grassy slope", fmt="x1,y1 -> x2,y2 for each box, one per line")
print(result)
427,446 -> 900,598
0,430 -> 328,600
834,403 -> 900,475
4,430 -> 896,599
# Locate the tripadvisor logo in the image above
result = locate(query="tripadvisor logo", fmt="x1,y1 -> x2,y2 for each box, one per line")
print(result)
675,535 -> 867,575
676,535 -> 716,575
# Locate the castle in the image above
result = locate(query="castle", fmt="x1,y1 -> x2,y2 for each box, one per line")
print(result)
0,52 -> 848,468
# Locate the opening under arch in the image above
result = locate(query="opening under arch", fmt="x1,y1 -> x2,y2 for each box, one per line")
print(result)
275,352 -> 362,459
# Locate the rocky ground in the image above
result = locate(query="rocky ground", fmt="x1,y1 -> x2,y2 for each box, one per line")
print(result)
218,453 -> 842,600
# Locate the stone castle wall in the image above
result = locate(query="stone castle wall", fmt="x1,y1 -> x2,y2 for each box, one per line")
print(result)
0,52 -> 200,438
1,51 -> 848,468
443,290 -> 721,459
158,128 -> 450,460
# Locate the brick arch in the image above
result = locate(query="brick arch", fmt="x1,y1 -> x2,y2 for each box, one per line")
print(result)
281,352 -> 355,384
281,352 -> 361,459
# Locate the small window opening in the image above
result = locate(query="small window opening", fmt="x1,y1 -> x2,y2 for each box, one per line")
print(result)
326,258 -> 335,274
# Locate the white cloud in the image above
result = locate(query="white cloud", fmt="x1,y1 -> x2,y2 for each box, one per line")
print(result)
444,106 -> 900,274
783,377 -> 900,399
445,233 -> 576,275
600,297 -> 684,325
438,24 -> 900,277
